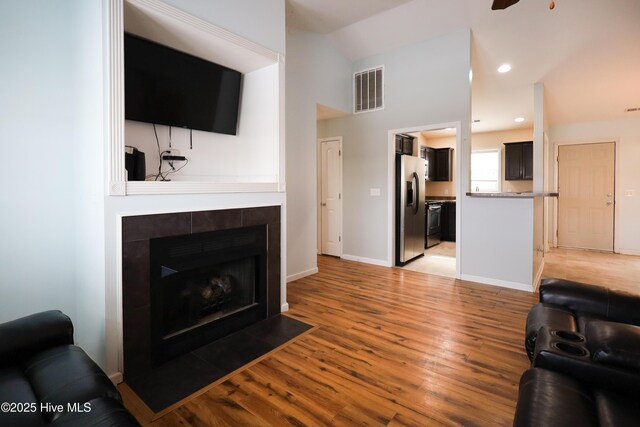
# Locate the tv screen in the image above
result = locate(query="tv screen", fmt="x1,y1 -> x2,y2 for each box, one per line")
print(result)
124,33 -> 242,135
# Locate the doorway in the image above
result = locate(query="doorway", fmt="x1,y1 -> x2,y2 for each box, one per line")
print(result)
556,142 -> 615,251
390,126 -> 459,279
318,137 -> 343,257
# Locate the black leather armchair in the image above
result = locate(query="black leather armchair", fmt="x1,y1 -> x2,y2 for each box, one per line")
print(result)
515,278 -> 640,426
0,310 -> 139,426
525,278 -> 640,359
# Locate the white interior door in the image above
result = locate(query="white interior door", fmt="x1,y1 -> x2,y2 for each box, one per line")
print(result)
558,142 -> 615,251
321,139 -> 342,256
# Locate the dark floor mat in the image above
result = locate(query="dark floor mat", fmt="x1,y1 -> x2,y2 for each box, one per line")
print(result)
125,314 -> 313,413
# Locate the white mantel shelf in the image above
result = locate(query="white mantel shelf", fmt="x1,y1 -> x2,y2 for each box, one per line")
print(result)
466,192 -> 559,199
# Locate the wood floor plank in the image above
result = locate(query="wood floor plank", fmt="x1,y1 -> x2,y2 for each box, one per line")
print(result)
126,255 -> 540,426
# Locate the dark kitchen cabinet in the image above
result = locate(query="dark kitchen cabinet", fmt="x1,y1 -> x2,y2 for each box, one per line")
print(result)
434,148 -> 453,181
440,201 -> 456,242
504,141 -> 533,180
395,134 -> 414,155
421,146 -> 452,181
425,147 -> 436,181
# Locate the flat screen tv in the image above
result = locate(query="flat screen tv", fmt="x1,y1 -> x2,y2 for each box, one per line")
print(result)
124,33 -> 242,135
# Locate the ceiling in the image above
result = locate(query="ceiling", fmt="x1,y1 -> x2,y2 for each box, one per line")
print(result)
287,0 -> 640,133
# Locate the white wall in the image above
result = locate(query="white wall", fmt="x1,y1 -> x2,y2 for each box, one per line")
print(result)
319,29 -> 472,264
286,30 -> 352,279
161,0 -> 285,54
549,118 -> 640,255
71,0 -> 107,366
0,2 -> 81,323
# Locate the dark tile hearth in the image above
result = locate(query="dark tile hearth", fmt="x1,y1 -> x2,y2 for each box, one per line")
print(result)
125,315 -> 312,413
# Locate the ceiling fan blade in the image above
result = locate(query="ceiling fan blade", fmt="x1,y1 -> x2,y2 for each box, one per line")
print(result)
491,0 -> 520,10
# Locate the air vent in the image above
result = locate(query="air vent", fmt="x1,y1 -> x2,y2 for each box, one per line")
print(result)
625,107 -> 640,112
354,66 -> 384,113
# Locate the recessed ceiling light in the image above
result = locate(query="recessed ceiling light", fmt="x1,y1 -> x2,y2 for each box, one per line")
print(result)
514,117 -> 525,123
498,64 -> 512,73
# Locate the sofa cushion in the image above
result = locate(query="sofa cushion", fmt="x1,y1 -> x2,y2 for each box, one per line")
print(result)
594,388 -> 640,427
23,345 -> 120,423
50,397 -> 140,427
513,368 -> 597,427
586,321 -> 640,371
0,366 -> 45,427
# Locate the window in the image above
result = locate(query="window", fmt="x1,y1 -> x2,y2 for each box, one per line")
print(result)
471,149 -> 501,192
354,66 -> 383,113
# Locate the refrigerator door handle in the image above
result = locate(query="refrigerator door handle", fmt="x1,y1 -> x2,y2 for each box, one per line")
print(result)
412,172 -> 419,214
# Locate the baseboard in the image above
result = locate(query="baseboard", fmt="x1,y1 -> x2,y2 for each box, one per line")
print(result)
109,371 -> 123,385
460,274 -> 533,293
286,267 -> 318,283
617,249 -> 640,256
533,259 -> 545,292
341,254 -> 391,267
281,303 -> 290,312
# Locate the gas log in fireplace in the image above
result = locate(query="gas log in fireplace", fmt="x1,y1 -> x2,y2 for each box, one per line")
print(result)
150,225 -> 267,363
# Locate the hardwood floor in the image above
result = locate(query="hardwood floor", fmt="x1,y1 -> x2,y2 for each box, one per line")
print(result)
543,248 -> 640,294
123,255 -> 537,426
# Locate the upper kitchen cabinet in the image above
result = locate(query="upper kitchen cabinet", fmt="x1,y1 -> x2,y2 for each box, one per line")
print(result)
396,134 -> 415,155
434,147 -> 453,181
504,141 -> 533,181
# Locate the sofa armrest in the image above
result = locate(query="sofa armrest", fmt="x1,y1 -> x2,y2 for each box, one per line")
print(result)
540,278 -> 640,326
0,310 -> 74,366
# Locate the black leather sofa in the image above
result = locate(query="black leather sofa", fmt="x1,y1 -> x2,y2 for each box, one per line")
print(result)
0,310 -> 139,426
514,278 -> 640,426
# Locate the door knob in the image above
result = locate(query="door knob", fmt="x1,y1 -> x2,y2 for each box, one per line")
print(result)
607,193 -> 613,197
606,201 -> 613,206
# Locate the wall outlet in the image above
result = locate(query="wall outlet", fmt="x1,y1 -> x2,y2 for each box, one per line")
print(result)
370,188 -> 381,196
624,190 -> 635,197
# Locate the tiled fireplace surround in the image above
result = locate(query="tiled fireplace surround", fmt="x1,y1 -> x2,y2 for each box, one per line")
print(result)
121,206 -> 281,378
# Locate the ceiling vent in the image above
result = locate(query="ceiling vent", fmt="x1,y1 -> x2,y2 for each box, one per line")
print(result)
625,107 -> 640,112
354,66 -> 384,114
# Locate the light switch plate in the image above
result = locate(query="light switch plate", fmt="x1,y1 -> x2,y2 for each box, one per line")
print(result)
624,190 -> 634,197
370,188 -> 381,196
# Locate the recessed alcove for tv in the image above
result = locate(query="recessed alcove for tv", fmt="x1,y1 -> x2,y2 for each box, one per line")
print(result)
106,0 -> 285,195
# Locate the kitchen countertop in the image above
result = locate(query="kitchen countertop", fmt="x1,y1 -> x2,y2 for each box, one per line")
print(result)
465,192 -> 559,199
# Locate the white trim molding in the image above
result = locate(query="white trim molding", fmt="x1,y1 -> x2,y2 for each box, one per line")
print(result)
460,274 -> 533,293
287,268 -> 319,283
341,254 -> 391,267
281,303 -> 290,312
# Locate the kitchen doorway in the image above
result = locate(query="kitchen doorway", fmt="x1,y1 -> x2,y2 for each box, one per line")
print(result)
556,142 -> 615,251
389,124 -> 460,279
318,137 -> 343,257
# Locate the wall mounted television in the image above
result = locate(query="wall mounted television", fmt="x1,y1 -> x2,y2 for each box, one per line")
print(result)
124,33 -> 242,135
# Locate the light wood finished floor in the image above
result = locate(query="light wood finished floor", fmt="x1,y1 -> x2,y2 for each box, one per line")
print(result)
123,255 -> 537,426
543,248 -> 640,294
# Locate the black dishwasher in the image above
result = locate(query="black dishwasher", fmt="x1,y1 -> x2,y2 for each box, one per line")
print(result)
425,201 -> 442,248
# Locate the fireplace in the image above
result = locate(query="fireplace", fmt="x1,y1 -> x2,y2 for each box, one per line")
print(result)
122,206 -> 281,378
150,226 -> 267,363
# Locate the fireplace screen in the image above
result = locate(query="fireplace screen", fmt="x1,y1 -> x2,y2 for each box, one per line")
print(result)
150,225 -> 267,363
161,257 -> 256,338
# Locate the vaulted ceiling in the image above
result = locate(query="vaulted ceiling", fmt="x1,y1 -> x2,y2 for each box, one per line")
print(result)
287,0 -> 640,133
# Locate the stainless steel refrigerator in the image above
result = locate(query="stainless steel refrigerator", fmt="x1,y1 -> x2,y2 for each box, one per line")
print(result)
395,154 -> 426,265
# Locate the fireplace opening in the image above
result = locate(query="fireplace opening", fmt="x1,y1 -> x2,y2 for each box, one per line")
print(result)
150,225 -> 267,364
